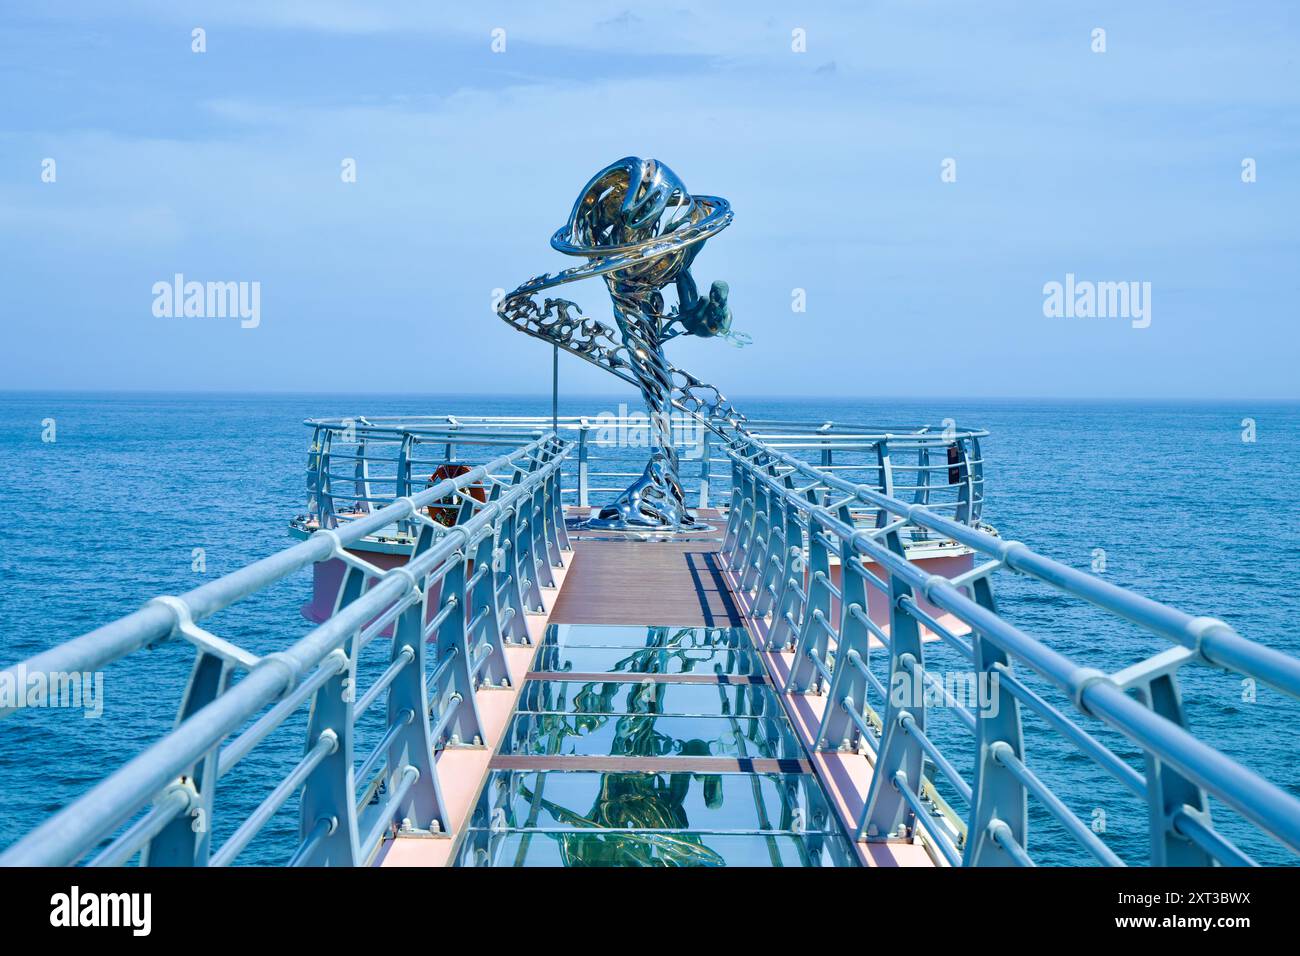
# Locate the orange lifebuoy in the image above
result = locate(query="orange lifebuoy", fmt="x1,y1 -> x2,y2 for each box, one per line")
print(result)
426,464 -> 486,527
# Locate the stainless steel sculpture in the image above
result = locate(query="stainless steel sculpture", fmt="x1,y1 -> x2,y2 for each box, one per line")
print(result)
496,157 -> 749,530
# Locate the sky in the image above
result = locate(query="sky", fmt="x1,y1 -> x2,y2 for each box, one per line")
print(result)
1,1 -> 1297,399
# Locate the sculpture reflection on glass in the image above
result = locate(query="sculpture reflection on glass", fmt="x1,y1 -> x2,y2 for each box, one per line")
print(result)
496,157 -> 749,531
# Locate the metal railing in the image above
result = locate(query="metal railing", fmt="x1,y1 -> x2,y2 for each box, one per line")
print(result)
721,430 -> 1300,866
0,433 -> 571,866
301,414 -> 987,532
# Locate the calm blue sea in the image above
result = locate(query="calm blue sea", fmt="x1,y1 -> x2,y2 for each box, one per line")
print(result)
1,392 -> 1297,866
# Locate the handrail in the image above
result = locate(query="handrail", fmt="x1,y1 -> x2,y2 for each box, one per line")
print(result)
303,414 -> 986,524
0,433 -> 572,866
720,428 -> 1300,866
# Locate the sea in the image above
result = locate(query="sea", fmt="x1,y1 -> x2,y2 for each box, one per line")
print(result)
0,392 -> 1297,866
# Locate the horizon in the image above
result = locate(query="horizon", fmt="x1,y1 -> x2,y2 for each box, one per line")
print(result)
3,387 -> 1296,405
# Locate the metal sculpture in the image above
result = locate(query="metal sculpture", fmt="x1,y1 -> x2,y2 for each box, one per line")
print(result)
496,157 -> 749,530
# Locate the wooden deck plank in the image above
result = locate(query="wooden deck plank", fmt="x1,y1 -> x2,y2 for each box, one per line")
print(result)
548,540 -> 744,626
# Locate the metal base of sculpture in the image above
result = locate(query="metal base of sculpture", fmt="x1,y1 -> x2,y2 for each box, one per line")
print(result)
495,157 -> 750,531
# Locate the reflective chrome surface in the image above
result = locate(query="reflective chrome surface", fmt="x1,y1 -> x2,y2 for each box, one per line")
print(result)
497,157 -> 747,530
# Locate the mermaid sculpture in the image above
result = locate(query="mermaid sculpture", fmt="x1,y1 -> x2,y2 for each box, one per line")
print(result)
496,157 -> 748,531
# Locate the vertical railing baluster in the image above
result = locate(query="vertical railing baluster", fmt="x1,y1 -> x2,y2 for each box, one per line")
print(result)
517,456 -> 547,612
1138,669 -> 1214,866
542,439 -> 569,560
306,425 -> 324,523
858,526 -> 925,842
298,565 -> 365,866
753,463 -> 787,619
143,650 -> 230,865
697,430 -> 712,510
496,482 -> 530,645
468,520 -> 510,689
786,503 -> 847,693
382,522 -> 446,838
963,576 -> 1027,865
722,452 -> 744,558
319,428 -> 337,530
874,439 -> 893,529
529,445 -> 558,591
816,527 -> 872,752
353,437 -> 372,514
577,423 -> 590,509
431,553 -> 486,748
765,474 -> 806,651
955,437 -> 973,526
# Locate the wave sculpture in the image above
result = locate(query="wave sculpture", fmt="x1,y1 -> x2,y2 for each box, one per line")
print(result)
496,157 -> 749,531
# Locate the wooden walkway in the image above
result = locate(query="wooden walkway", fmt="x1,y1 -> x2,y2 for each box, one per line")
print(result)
549,539 -> 744,626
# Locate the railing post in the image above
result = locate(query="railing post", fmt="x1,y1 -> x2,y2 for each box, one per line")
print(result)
786,504 -> 846,693
913,444 -> 930,506
722,452 -> 744,558
496,487 -> 531,645
754,464 -> 789,619
430,555 -> 487,749
318,429 -> 337,530
874,439 -> 893,529
765,474 -> 807,651
298,566 -> 365,866
963,576 -> 1028,866
543,439 -> 569,558
739,455 -> 771,594
468,519 -> 511,689
396,434 -> 412,499
815,530 -> 873,752
1136,668 -> 1215,866
858,527 -> 926,842
697,430 -> 712,510
353,437 -> 372,514
968,435 -> 984,525
143,650 -> 230,865
955,437 -> 973,526
516,456 -> 547,613
577,424 -> 590,509
530,445 -> 558,590
740,461 -> 775,596
730,451 -> 760,573
382,552 -> 446,838
306,425 -> 325,523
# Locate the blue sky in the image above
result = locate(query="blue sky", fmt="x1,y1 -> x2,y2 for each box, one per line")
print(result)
1,1 -> 1296,398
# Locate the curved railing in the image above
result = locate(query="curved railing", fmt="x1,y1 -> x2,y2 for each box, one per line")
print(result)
721,430 -> 1300,866
302,414 -> 987,533
0,433 -> 570,866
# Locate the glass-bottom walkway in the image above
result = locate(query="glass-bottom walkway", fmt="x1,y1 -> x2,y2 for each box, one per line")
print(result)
454,624 -> 858,866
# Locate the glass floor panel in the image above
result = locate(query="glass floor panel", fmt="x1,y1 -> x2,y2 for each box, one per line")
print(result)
532,643 -> 762,676
543,624 -> 750,649
469,770 -> 841,835
502,712 -> 803,759
454,621 -> 860,866
456,828 -> 858,867
517,679 -> 783,718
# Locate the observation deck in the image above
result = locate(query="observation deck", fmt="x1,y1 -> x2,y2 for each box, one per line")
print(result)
2,413 -> 1298,868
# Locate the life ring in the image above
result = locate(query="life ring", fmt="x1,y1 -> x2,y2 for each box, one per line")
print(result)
426,463 -> 486,527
